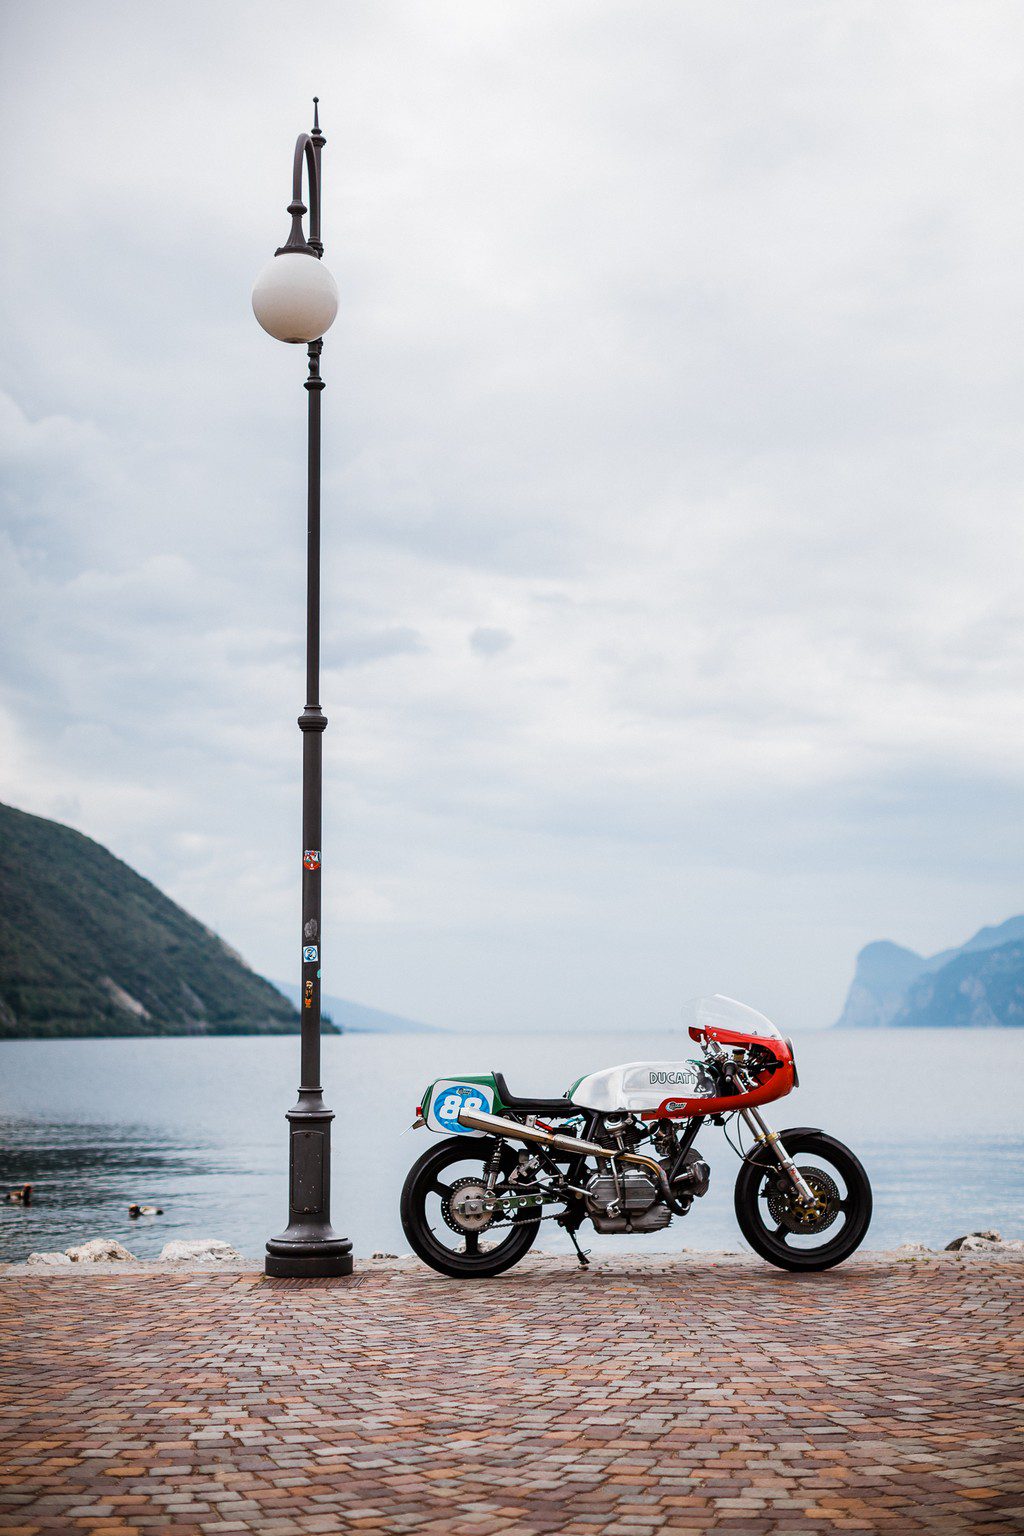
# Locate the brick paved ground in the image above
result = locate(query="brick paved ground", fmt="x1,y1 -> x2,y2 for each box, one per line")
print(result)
0,1255 -> 1021,1535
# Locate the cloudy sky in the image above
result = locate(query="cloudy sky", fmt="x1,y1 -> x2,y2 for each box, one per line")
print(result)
2,2 -> 1023,1032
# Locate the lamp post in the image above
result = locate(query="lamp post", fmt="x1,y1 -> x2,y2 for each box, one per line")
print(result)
252,100 -> 353,1278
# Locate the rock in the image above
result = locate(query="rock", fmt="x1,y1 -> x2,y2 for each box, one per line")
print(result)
945,1230 -> 1002,1251
65,1238 -> 137,1262
158,1238 -> 242,1264
26,1251 -> 73,1266
894,1242 -> 934,1259
955,1235 -> 1024,1254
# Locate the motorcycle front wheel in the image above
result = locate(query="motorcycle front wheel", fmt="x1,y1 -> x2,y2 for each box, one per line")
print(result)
401,1135 -> 540,1278
734,1127 -> 872,1272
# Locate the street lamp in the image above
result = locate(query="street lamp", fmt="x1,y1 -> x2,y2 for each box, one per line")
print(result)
253,100 -> 353,1279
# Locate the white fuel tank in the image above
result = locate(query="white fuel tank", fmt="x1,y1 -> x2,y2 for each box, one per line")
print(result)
569,1060 -> 711,1113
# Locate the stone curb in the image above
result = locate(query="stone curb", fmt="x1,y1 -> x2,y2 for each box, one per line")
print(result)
2,1247 -> 1023,1277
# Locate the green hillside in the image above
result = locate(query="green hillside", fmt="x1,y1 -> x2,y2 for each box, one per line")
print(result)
0,802 -> 312,1039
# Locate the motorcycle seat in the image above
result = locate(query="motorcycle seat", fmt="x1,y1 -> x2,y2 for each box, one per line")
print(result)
492,1072 -> 576,1119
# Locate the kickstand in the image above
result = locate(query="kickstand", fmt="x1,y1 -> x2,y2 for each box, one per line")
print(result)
566,1227 -> 590,1267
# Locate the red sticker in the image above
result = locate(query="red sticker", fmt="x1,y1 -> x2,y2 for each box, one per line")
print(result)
303,850 -> 321,871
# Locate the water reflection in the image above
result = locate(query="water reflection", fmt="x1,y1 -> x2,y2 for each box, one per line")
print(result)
1,1030 -> 1021,1260
0,1117 -> 271,1260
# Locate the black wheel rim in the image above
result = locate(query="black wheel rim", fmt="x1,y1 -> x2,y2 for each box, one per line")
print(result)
414,1142 -> 537,1268
750,1148 -> 866,1262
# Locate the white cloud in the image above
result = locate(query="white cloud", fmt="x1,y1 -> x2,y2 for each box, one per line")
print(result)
1,2 -> 1023,1031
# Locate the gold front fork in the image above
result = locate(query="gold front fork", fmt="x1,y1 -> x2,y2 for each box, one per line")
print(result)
740,1108 -> 819,1208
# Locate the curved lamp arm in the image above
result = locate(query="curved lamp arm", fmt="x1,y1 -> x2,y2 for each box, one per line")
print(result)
276,98 -> 326,258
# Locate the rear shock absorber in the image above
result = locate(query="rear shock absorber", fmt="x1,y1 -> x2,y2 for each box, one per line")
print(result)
484,1137 -> 504,1193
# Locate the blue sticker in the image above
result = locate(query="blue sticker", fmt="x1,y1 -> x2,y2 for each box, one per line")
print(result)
303,946 -> 318,963
432,1083 -> 491,1134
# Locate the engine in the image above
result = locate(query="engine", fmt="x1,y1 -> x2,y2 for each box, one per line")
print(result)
585,1169 -> 673,1233
671,1148 -> 711,1207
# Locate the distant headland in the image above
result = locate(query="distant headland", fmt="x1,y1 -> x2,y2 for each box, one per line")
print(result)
0,802 -> 434,1039
835,915 -> 1024,1028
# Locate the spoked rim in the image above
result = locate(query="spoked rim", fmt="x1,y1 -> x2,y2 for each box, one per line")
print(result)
424,1158 -> 513,1262
735,1130 -> 871,1271
401,1137 -> 540,1276
756,1159 -> 853,1253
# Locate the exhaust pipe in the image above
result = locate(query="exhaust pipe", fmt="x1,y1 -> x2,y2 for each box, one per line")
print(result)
457,1106 -> 670,1195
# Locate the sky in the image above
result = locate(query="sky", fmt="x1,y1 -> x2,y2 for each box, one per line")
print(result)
1,2 -> 1023,1033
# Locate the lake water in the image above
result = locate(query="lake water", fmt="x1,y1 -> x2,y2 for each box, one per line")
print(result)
0,1029 -> 1021,1263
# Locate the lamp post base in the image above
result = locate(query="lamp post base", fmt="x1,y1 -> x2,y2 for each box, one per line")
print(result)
264,1240 -> 353,1279
264,1093 -> 353,1279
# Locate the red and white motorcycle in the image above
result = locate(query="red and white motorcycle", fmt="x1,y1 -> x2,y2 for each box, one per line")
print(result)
401,996 -> 871,1277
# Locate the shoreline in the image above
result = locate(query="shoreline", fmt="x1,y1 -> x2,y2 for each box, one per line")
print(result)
3,1245 -> 1023,1277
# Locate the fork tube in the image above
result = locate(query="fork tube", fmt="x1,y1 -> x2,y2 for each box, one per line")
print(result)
740,1109 -> 817,1205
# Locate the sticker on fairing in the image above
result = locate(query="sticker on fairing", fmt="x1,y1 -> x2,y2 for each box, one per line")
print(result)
426,1081 -> 494,1136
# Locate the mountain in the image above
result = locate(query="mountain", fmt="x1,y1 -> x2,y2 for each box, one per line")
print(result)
273,982 -> 439,1034
835,915 -> 1024,1028
0,801 -> 314,1039
834,941 -> 928,1031
894,940 -> 1024,1028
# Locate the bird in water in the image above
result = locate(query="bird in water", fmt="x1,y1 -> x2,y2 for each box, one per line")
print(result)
128,1204 -> 163,1217
3,1184 -> 32,1205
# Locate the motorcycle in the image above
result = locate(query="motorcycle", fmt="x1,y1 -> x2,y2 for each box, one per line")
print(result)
401,995 -> 871,1277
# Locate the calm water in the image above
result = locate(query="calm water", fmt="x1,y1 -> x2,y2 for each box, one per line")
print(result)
0,1029 -> 1021,1262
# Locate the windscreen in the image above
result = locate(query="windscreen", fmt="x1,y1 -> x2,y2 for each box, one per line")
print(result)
681,994 -> 783,1042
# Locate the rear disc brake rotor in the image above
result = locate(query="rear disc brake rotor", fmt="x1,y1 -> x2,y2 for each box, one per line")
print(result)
766,1166 -> 841,1235
441,1176 -> 495,1235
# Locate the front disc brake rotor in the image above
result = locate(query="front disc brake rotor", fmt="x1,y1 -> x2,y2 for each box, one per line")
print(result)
766,1166 -> 841,1235
441,1177 -> 495,1235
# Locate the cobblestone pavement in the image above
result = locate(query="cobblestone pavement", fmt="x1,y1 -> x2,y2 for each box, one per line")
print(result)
1,1255 -> 1022,1535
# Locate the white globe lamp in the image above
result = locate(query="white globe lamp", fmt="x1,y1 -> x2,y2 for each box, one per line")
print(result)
252,249 -> 338,344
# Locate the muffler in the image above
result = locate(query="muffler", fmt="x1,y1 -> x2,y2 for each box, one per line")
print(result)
457,1106 -> 670,1195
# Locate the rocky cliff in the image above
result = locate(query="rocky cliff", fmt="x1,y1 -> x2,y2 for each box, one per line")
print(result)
835,915 -> 1024,1028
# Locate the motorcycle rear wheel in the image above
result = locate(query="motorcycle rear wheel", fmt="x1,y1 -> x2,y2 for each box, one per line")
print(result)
734,1127 -> 872,1272
401,1135 -> 540,1278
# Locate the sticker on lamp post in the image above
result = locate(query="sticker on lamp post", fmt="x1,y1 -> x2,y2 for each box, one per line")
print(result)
303,946 -> 319,963
304,850 -> 321,871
